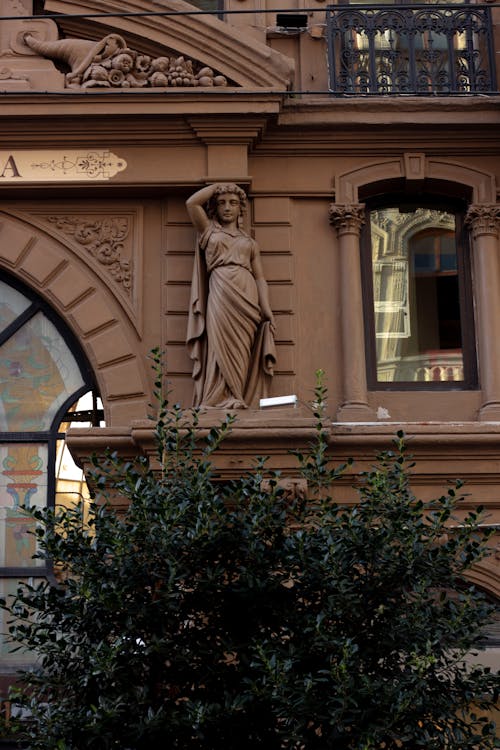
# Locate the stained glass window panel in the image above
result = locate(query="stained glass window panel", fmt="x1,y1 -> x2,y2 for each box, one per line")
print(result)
0,443 -> 47,568
0,281 -> 31,332
0,275 -> 98,685
0,577 -> 45,668
0,312 -> 85,431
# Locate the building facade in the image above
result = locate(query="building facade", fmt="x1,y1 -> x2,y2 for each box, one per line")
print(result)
0,0 -> 499,700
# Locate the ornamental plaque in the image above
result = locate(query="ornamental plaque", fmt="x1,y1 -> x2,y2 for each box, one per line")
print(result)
0,150 -> 127,182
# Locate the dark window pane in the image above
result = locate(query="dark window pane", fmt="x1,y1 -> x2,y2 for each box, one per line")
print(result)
188,0 -> 221,11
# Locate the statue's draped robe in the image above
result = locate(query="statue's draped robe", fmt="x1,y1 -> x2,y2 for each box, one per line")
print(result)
187,221 -> 275,408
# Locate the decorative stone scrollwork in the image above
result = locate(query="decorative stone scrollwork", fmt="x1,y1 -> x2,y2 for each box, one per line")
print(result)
23,32 -> 229,89
47,216 -> 132,293
465,204 -> 500,240
329,203 -> 366,236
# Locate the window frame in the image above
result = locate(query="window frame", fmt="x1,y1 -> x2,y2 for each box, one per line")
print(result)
0,272 -> 98,579
361,193 -> 478,391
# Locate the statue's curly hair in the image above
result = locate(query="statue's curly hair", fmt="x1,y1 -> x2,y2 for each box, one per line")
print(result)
206,183 -> 247,224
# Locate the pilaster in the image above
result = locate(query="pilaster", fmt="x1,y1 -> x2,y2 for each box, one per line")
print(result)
187,117 -> 269,182
465,204 -> 500,421
329,203 -> 375,421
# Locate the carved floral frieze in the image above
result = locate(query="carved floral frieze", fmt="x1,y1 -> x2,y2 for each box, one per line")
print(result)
47,216 -> 132,294
24,32 -> 229,89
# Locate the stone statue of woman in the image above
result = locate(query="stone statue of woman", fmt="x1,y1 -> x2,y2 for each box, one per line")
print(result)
186,183 -> 276,409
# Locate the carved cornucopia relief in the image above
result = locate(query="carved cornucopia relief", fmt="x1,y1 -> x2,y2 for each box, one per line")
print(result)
46,216 -> 132,295
23,32 -> 229,89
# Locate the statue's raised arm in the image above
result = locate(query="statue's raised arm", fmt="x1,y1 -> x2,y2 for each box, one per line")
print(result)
186,183 -> 276,409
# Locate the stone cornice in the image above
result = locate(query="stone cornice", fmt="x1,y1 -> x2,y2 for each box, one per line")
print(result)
67,417 -> 500,464
279,96 -> 500,126
187,116 -> 269,146
0,89 -> 285,111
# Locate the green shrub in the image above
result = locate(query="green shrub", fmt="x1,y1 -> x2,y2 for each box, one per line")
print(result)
1,359 -> 498,749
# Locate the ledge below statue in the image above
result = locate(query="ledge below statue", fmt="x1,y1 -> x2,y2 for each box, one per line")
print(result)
66,415 -> 500,503
66,415 -> 500,597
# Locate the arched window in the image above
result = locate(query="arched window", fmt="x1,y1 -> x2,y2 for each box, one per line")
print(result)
362,197 -> 477,388
0,273 -> 100,671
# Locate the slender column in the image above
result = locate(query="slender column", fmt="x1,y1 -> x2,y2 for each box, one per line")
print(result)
329,203 -> 374,421
465,204 -> 500,420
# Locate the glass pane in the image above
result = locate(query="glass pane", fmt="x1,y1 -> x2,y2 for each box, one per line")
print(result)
0,576 -> 45,668
0,281 -> 31,333
370,207 -> 464,383
188,0 -> 219,10
440,234 -> 458,271
55,392 -> 104,521
0,443 -> 47,568
56,437 -> 91,513
0,312 -> 85,431
413,234 -> 437,273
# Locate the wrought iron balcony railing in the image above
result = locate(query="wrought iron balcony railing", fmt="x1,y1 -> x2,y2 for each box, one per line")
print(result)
326,4 -> 496,95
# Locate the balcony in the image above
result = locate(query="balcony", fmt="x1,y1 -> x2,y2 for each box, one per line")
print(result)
376,352 -> 464,383
326,4 -> 496,95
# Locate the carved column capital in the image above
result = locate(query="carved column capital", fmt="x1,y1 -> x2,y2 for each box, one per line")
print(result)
329,203 -> 366,236
465,204 -> 500,240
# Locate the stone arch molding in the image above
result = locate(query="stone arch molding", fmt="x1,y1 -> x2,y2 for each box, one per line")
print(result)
19,0 -> 294,90
0,212 -> 150,423
335,155 -> 497,204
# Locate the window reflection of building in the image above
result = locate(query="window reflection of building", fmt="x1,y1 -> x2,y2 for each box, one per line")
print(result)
365,204 -> 476,386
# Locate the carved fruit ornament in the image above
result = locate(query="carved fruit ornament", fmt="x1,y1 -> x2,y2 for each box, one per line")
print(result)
24,32 -> 228,89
